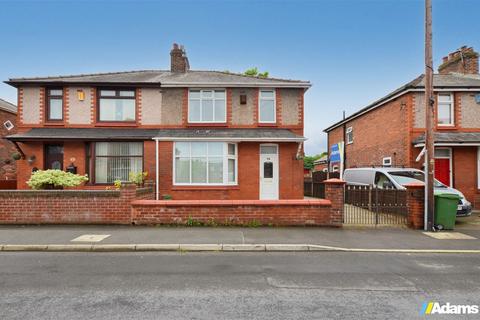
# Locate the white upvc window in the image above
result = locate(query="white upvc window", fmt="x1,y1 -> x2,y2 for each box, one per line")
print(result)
437,93 -> 454,126
346,127 -> 353,144
188,89 -> 226,123
259,89 -> 276,123
382,157 -> 392,167
174,142 -> 237,185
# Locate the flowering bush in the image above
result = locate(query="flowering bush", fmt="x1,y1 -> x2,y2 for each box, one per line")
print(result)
27,170 -> 89,189
129,171 -> 148,185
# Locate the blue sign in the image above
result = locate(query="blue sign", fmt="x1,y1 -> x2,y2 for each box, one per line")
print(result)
330,144 -> 341,163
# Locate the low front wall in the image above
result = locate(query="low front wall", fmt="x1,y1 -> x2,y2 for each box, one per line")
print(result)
131,199 -> 339,227
0,180 -> 344,227
0,185 -> 153,225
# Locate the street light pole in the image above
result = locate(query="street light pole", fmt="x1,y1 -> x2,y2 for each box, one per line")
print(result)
424,0 -> 435,231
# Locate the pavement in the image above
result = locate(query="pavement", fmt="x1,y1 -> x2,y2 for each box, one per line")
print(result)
0,211 -> 479,252
1,251 -> 479,319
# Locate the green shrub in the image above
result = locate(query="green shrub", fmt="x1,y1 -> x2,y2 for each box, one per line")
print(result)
27,170 -> 89,189
129,171 -> 148,185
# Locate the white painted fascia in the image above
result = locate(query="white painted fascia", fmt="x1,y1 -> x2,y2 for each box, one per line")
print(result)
414,142 -> 480,147
152,137 -> 307,142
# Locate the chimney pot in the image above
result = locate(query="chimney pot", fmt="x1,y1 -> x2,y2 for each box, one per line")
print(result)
438,46 -> 479,75
170,43 -> 190,73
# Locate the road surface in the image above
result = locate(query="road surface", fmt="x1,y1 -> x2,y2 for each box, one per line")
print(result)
1,252 -> 478,319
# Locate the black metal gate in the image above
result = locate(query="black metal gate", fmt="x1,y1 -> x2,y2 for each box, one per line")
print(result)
344,185 -> 408,226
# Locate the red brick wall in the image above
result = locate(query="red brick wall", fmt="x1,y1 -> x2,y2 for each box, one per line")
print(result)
131,199 -> 335,226
452,147 -> 478,207
0,182 -> 343,227
132,179 -> 344,226
405,184 -> 424,229
327,94 -> 411,168
0,184 -> 150,224
157,141 -> 303,200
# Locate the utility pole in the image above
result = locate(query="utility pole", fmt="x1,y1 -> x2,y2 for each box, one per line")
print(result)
424,0 -> 435,231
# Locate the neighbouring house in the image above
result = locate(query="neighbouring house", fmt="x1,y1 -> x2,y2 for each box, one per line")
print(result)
313,154 -> 328,172
324,46 -> 480,208
0,98 -> 17,182
5,44 -> 310,200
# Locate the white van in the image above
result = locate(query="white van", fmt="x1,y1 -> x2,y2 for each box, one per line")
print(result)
343,167 -> 472,217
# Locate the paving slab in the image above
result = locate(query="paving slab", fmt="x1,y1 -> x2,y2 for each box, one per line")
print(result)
0,225 -> 479,251
222,244 -> 266,251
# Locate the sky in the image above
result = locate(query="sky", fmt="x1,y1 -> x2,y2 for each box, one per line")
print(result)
0,0 -> 479,155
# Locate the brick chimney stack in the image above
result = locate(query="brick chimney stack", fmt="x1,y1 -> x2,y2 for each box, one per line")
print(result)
438,46 -> 479,75
170,43 -> 190,73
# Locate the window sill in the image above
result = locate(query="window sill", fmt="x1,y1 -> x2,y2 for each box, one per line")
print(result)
44,122 -> 65,126
436,126 -> 458,131
258,123 -> 278,127
186,123 -> 228,127
95,122 -> 138,127
172,185 -> 239,191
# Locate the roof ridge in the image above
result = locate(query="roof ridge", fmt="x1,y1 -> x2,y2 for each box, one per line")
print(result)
9,69 -> 166,81
191,70 -> 310,83
0,98 -> 16,106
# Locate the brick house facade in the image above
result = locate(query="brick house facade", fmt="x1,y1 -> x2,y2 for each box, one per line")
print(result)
325,46 -> 480,208
5,44 -> 310,201
0,98 -> 17,181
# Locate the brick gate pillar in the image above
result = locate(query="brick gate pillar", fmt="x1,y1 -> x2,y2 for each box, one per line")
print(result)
324,178 -> 346,227
405,183 -> 425,230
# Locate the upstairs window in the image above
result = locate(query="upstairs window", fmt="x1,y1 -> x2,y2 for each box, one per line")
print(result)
259,90 -> 276,123
346,127 -> 353,144
188,90 -> 226,123
46,88 -> 63,121
98,89 -> 136,122
437,93 -> 454,126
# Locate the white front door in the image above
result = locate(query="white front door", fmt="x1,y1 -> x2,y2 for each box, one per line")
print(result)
260,145 -> 279,200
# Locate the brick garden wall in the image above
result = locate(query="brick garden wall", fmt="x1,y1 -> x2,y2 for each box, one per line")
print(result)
0,184 -> 153,224
0,180 -> 344,227
131,199 -> 336,227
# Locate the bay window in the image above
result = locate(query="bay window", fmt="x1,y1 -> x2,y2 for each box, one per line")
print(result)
98,89 -> 136,122
188,89 -> 226,123
89,142 -> 143,183
259,90 -> 276,123
174,142 -> 237,185
437,93 -> 454,126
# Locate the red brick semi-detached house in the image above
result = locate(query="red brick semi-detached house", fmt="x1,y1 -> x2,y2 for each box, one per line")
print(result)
0,98 -> 17,182
5,44 -> 311,200
324,46 -> 480,208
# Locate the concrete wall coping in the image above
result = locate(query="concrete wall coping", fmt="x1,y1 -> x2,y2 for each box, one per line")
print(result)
323,178 -> 346,185
132,199 -> 332,207
0,189 -> 121,198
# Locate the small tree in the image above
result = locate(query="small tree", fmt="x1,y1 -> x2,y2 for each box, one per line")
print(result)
244,67 -> 269,78
303,152 -> 327,170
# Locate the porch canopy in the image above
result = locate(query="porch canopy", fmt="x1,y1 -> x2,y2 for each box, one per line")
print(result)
7,128 -> 306,199
413,132 -> 480,147
7,127 -> 306,143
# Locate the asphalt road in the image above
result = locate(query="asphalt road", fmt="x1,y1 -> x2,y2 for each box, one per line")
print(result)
0,252 -> 479,320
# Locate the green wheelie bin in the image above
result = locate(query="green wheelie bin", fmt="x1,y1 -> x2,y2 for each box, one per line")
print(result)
434,193 -> 460,230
